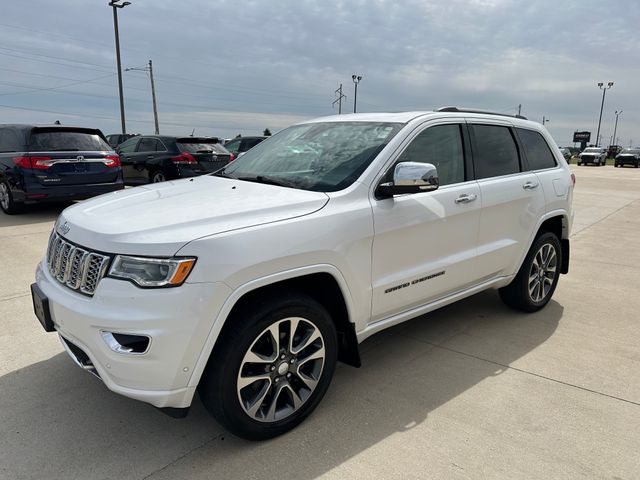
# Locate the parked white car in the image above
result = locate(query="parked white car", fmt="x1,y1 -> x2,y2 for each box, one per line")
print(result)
32,108 -> 574,440
578,147 -> 607,166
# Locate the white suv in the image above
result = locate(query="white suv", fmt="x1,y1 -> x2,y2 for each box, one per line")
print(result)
31,108 -> 574,440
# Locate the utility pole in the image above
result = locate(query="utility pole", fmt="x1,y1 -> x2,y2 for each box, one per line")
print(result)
148,60 -> 159,134
595,81 -> 614,147
518,104 -> 522,116
352,74 -> 362,113
612,110 -> 622,148
108,0 -> 131,134
125,59 -> 160,134
332,83 -> 347,114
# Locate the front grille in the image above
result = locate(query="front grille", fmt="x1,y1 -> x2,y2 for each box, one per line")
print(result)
47,232 -> 110,296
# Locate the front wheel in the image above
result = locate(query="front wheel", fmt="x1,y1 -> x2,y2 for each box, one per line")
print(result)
199,294 -> 338,440
499,232 -> 562,312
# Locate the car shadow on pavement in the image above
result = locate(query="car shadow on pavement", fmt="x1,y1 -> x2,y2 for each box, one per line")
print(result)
0,202 -> 71,228
0,290 -> 562,480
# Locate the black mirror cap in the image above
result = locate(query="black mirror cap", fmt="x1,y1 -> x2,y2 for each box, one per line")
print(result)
376,182 -> 439,199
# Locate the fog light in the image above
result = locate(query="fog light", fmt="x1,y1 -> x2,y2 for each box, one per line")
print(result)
101,331 -> 150,354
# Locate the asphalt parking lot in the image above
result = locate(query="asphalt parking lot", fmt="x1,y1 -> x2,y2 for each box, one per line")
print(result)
1,165 -> 639,479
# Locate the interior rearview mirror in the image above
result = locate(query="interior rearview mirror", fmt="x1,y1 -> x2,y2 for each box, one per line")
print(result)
376,162 -> 439,198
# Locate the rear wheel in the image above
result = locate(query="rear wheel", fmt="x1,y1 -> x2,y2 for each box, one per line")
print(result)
150,170 -> 166,183
0,181 -> 21,215
499,232 -> 561,312
199,293 -> 338,440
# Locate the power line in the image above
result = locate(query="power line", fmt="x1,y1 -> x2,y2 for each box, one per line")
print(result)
0,103 -> 282,131
0,73 -> 116,97
0,46 -> 114,71
0,21 -> 331,91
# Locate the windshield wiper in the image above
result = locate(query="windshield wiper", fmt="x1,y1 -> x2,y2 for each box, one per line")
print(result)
212,170 -> 235,179
237,175 -> 299,189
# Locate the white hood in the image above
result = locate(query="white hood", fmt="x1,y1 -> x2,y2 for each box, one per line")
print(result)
58,175 -> 329,255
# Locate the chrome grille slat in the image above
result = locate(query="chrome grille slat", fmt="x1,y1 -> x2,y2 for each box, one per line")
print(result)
46,232 -> 110,296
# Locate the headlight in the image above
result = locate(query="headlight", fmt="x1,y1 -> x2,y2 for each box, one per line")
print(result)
109,255 -> 196,287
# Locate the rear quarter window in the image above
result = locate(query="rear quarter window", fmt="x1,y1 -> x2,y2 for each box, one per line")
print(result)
517,128 -> 558,170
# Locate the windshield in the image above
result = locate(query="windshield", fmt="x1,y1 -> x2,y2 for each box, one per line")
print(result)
621,149 -> 640,154
583,148 -> 603,153
220,121 -> 403,192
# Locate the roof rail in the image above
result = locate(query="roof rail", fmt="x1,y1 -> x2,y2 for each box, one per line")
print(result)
436,106 -> 528,120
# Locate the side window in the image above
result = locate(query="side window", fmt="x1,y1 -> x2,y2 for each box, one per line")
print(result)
516,128 -> 557,170
472,125 -> 520,179
225,139 -> 240,155
117,138 -> 139,153
394,124 -> 465,186
0,128 -> 22,152
137,137 -> 156,152
151,139 -> 166,152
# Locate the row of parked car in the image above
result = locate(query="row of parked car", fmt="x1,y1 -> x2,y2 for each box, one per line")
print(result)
575,146 -> 640,167
0,124 -> 266,214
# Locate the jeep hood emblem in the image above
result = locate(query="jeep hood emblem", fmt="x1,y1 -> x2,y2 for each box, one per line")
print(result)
58,222 -> 71,235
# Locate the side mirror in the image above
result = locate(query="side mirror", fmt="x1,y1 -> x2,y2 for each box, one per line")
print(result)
376,162 -> 439,198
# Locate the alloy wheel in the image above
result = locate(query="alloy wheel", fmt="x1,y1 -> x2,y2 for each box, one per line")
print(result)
236,317 -> 325,423
0,183 -> 9,210
528,243 -> 557,302
152,172 -> 165,183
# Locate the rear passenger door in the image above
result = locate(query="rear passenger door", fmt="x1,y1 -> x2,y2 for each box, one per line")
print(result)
131,137 -> 159,184
117,137 -> 141,184
469,122 -> 546,280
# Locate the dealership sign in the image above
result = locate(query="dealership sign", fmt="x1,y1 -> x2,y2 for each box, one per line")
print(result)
573,131 -> 591,142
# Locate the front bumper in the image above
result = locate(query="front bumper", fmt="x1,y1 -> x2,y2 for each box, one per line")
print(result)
35,262 -> 231,408
616,157 -> 638,165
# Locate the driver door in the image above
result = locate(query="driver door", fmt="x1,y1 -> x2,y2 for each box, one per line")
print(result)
370,122 -> 482,323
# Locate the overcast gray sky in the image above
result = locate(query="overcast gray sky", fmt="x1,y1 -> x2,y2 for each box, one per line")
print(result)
0,0 -> 638,145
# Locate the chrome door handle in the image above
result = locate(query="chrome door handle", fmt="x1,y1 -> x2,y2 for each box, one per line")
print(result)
523,181 -> 539,190
455,193 -> 477,204
147,155 -> 155,159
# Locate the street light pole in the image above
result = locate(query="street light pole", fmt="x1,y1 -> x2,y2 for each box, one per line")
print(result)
352,74 -> 362,113
109,0 -> 131,134
595,81 -> 614,147
126,60 -> 160,134
612,110 -> 622,148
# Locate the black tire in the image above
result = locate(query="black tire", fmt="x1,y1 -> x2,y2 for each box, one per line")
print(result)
0,180 -> 22,215
635,162 -> 639,168
150,170 -> 167,183
499,232 -> 562,313
199,293 -> 338,440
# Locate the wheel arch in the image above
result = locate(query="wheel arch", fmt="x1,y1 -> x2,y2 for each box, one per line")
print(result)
518,211 -> 570,273
188,265 -> 361,392
512,211 -> 570,278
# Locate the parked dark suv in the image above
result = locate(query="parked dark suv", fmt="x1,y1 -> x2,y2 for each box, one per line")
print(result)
0,125 -> 124,214
223,136 -> 266,158
116,135 -> 233,184
106,133 -> 139,148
